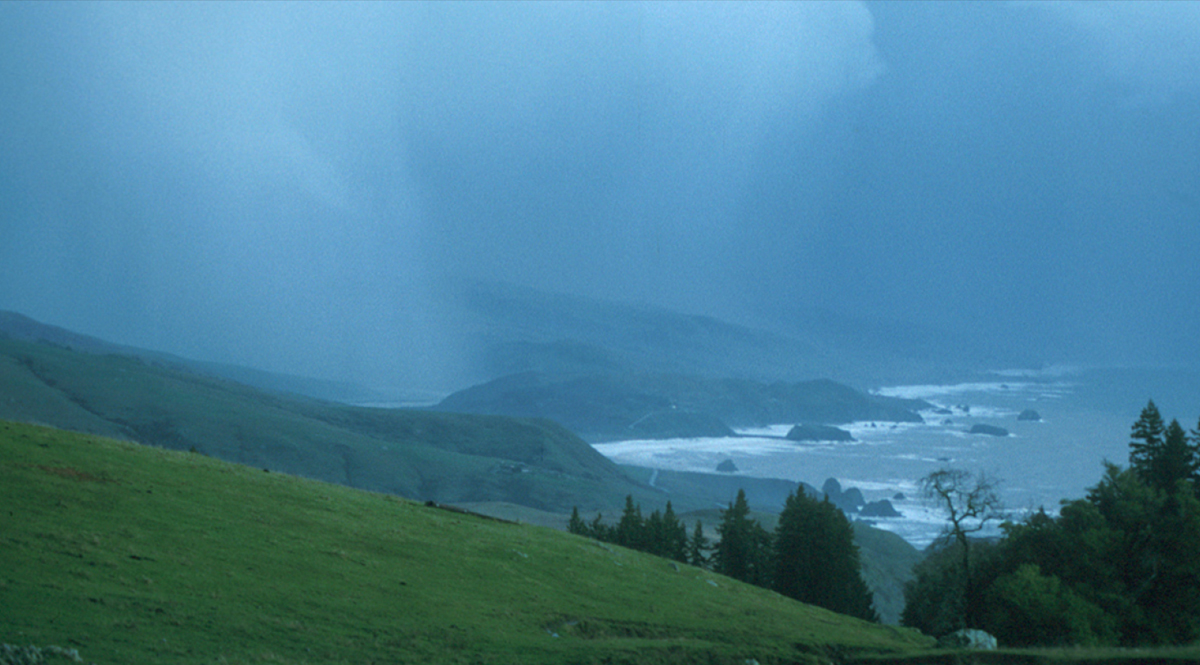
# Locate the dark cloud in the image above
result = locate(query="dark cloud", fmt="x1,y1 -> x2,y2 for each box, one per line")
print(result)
2,1 -> 1197,391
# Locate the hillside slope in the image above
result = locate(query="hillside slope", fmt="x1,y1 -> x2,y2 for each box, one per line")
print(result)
1,421 -> 933,664
0,336 -> 658,513
437,371 -> 927,441
0,310 -> 391,403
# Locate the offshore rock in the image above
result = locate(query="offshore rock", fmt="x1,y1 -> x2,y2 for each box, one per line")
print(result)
860,499 -> 902,518
786,424 -> 854,442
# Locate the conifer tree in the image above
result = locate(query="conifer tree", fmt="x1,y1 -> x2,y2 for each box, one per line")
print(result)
1130,402 -> 1199,493
646,508 -> 665,557
1154,419 -> 1200,492
773,490 -> 877,621
589,512 -> 612,542
713,489 -> 772,585
568,506 -> 587,536
687,519 -> 709,568
1130,400 -> 1167,483
661,501 -> 688,562
616,495 -> 645,550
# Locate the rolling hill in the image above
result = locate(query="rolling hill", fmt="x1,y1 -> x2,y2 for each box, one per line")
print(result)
0,313 -> 937,625
0,334 -> 660,514
435,371 -> 927,442
1,421 -> 934,664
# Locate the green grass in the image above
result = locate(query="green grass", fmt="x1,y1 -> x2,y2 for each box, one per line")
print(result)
848,645 -> 1200,664
2,421 -> 935,664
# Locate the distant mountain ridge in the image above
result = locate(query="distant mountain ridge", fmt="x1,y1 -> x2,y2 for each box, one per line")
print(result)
450,281 -> 837,383
449,280 -> 1000,388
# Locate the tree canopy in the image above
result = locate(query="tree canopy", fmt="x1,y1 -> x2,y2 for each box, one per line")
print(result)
904,401 -> 1200,647
713,489 -> 773,586
773,490 -> 876,621
571,488 -> 879,623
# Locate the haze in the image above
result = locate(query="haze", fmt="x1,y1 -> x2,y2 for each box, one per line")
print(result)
3,1 -> 1198,392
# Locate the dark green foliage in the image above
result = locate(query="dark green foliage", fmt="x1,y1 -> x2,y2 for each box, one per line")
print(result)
652,501 -> 688,562
569,496 -> 688,563
1130,401 -> 1200,493
1129,401 -> 1167,477
713,489 -> 773,586
901,539 -> 1004,639
982,564 -> 1113,647
773,490 -> 877,621
616,495 -> 646,549
904,402 -> 1200,647
999,463 -> 1200,645
1157,419 -> 1198,491
687,519 -> 709,568
582,489 -> 894,624
568,506 -> 586,535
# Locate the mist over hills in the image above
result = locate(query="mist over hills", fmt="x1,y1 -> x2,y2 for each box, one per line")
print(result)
446,280 -> 1027,390
7,2 -> 1198,391
5,274 -> 1003,403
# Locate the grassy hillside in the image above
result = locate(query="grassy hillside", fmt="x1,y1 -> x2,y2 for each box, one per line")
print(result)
1,421 -> 934,664
0,336 -> 665,513
0,334 -> 929,623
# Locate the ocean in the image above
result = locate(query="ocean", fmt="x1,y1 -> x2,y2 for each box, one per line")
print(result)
592,366 -> 1200,548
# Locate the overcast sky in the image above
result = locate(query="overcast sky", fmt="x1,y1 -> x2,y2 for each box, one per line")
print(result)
2,1 -> 1198,390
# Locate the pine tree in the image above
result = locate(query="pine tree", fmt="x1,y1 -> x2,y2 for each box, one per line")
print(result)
568,506 -> 587,536
773,490 -> 877,621
687,519 -> 709,568
1154,419 -> 1200,493
713,489 -> 772,585
661,501 -> 688,562
589,512 -> 612,542
645,508 -> 665,557
1130,400 -> 1167,483
1130,402 -> 1199,493
616,495 -> 645,550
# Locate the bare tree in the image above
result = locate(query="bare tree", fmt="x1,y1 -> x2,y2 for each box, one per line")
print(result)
920,468 -> 1002,629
